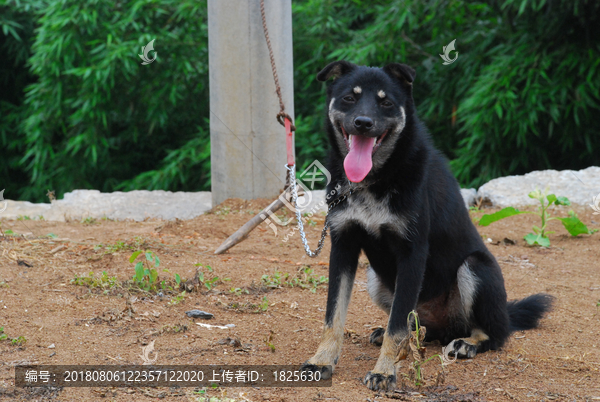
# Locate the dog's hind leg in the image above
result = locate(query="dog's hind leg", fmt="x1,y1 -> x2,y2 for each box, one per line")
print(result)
302,234 -> 361,379
366,266 -> 393,346
446,254 -> 510,357
446,328 -> 490,358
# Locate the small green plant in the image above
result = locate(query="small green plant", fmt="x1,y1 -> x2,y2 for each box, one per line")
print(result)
289,266 -> 329,293
261,268 -> 328,293
71,271 -> 121,292
397,311 -> 445,387
229,287 -> 249,296
479,190 -> 594,247
215,206 -> 231,216
46,233 -> 58,238
95,237 -> 144,254
259,296 -> 269,312
105,241 -> 132,253
0,281 -> 9,288
223,295 -> 269,314
196,264 -> 230,291
11,336 -> 27,346
17,215 -> 31,221
169,291 -> 187,305
261,271 -> 288,289
130,250 -> 161,292
81,217 -> 97,225
265,330 -> 275,352
161,269 -> 182,290
0,327 -> 27,346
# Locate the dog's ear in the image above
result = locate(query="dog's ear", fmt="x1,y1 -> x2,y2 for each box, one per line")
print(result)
383,63 -> 416,85
317,61 -> 357,81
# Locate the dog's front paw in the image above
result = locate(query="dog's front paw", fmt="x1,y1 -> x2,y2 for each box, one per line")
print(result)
301,362 -> 334,380
363,371 -> 396,391
447,339 -> 477,359
369,327 -> 385,346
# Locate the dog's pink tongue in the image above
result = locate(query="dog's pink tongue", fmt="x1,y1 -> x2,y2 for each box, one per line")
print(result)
344,135 -> 376,183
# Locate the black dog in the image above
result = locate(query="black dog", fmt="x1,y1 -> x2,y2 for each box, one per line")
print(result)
302,61 -> 553,391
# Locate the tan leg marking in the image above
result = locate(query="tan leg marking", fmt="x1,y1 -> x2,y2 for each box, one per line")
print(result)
372,331 -> 401,374
306,275 -> 352,370
462,328 -> 489,344
364,330 -> 406,390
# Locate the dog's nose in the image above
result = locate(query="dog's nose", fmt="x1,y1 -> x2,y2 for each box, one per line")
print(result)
353,116 -> 374,132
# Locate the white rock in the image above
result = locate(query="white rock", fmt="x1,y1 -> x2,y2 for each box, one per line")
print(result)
1,190 -> 211,222
48,344 -> 55,349
477,166 -> 600,207
460,188 -> 477,208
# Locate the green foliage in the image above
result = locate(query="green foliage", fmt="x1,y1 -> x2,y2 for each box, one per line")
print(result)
94,237 -> 145,254
398,311 -> 446,387
168,290 -> 187,305
229,287 -> 249,296
1,0 -> 599,200
71,270 -> 121,292
264,328 -> 275,352
261,267 -> 328,293
479,190 -> 593,246
195,264 -> 229,291
130,250 -> 161,292
2,0 -> 210,202
0,326 -> 27,346
261,271 -> 288,289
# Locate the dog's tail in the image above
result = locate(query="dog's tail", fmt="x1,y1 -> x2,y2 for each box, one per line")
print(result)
507,293 -> 554,332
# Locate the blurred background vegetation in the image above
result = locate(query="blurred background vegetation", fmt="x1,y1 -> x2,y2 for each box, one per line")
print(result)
1,0 -> 599,202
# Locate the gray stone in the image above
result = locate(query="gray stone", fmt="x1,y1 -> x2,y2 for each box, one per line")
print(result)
2,200 -> 55,220
477,166 -> 600,207
460,188 -> 477,209
1,190 -> 211,222
185,310 -> 214,319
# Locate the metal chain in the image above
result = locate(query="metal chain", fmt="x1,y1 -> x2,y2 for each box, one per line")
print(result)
287,166 -> 330,257
259,0 -> 296,131
286,165 -> 358,257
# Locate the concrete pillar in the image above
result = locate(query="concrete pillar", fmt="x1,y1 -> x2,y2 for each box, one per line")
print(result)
208,0 -> 294,206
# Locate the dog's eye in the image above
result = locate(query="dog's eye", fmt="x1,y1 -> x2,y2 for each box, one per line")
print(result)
381,100 -> 393,108
342,95 -> 355,103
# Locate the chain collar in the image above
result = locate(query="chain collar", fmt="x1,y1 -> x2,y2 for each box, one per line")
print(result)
287,166 -> 375,257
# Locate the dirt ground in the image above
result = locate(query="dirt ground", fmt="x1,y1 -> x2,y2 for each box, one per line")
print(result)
1,199 -> 599,402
